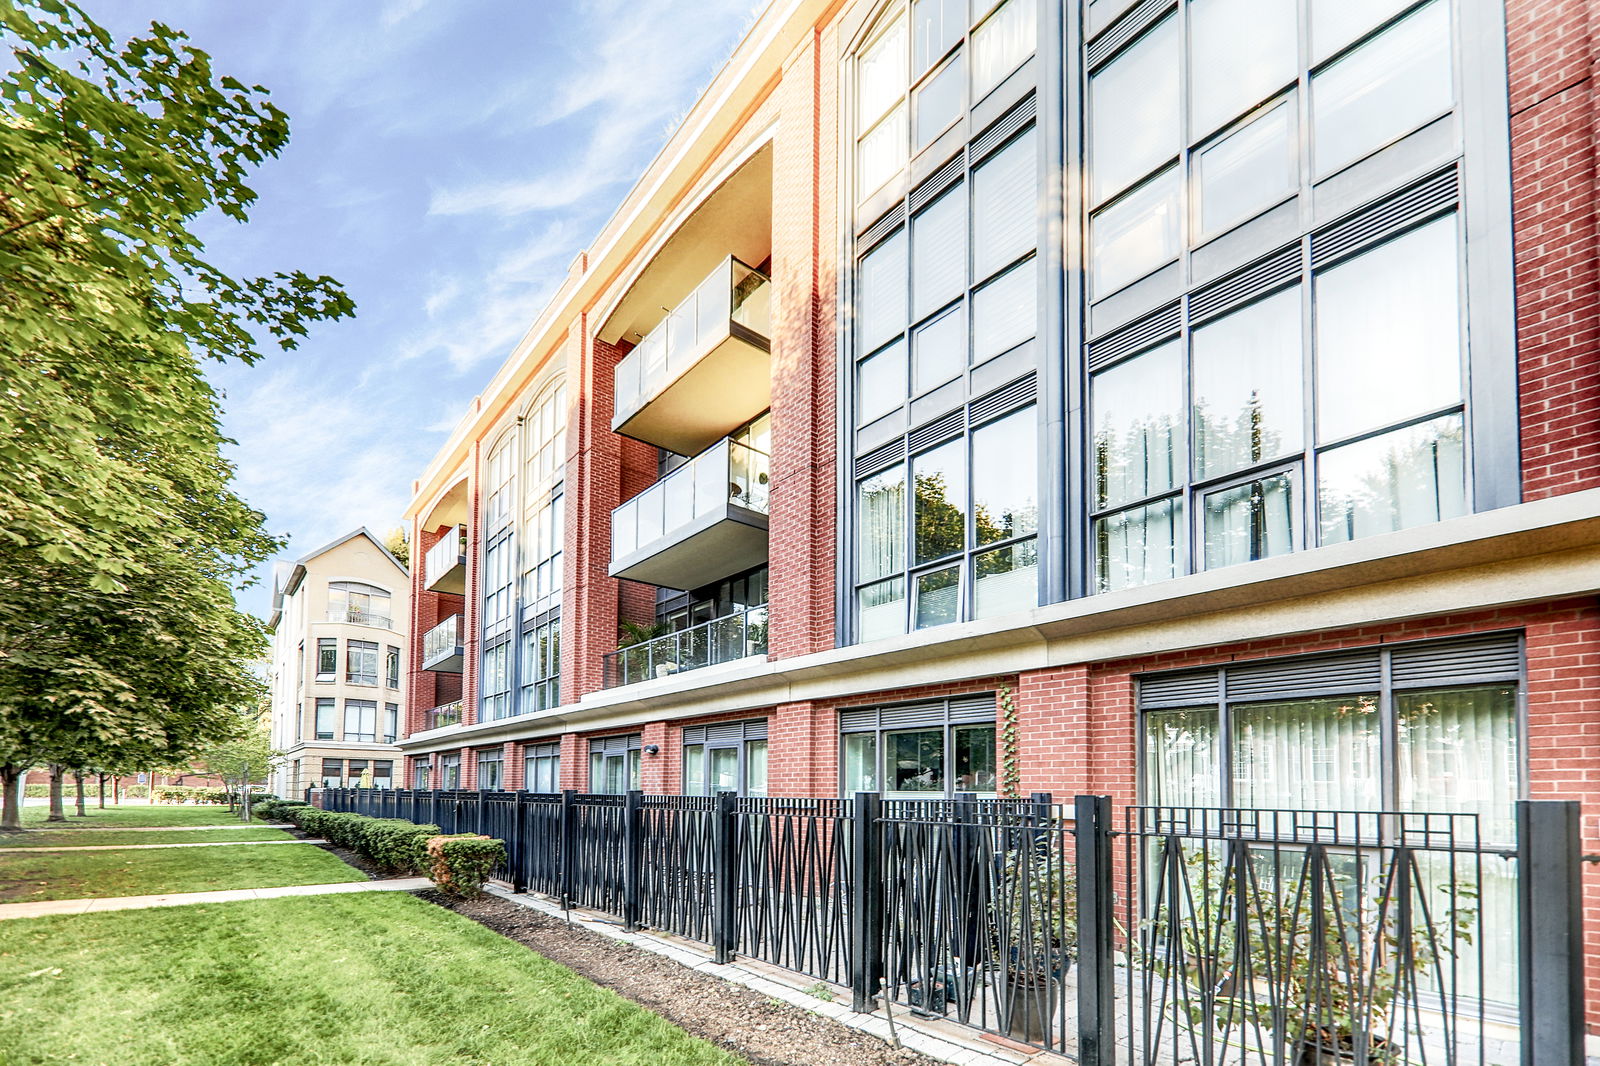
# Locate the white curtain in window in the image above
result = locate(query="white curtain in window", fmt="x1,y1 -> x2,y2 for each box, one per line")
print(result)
1231,696 -> 1381,810
1397,685 -> 1518,843
1145,708 -> 1221,807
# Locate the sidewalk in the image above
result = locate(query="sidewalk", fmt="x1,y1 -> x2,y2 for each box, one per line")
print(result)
6,824 -> 293,832
0,839 -> 326,854
0,877 -> 430,920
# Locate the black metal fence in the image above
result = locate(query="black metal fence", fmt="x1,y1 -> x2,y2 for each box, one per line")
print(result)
315,788 -> 1583,1066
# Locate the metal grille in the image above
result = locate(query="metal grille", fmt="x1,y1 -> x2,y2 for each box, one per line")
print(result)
735,797 -> 855,983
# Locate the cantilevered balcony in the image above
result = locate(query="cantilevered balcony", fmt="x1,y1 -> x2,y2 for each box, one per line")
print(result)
603,604 -> 768,688
611,257 -> 771,456
424,701 -> 463,731
421,614 -> 463,673
610,438 -> 769,590
423,525 -> 467,594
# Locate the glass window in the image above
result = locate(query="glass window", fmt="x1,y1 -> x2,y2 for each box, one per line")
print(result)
746,741 -> 768,797
913,438 -> 965,564
373,761 -> 394,790
1090,167 -> 1181,296
1089,15 -> 1179,205
1195,101 -> 1297,239
383,703 -> 399,744
1094,496 -> 1182,593
1144,708 -> 1221,807
682,743 -> 706,795
1201,472 -> 1296,569
911,184 -> 966,321
858,577 -> 908,642
320,759 -> 343,789
912,304 -> 965,394
414,762 -> 430,789
589,740 -> 641,795
974,539 -> 1038,618
385,645 -> 400,688
858,340 -> 907,424
1231,696 -> 1382,810
858,464 -> 907,582
972,128 -> 1036,281
1315,215 -> 1462,443
328,582 -> 391,626
1189,0 -> 1297,139
971,0 -> 1036,100
971,257 -> 1035,362
913,0 -> 964,72
519,618 -> 560,716
346,640 -> 378,686
1318,413 -> 1466,543
846,716 -> 998,797
1311,1 -> 1453,177
316,638 -> 336,682
972,408 -> 1038,544
477,751 -> 503,791
952,725 -> 997,792
1092,341 -> 1183,511
440,754 -> 461,790
886,729 -> 944,793
858,231 -> 908,354
859,17 -> 908,127
343,700 -> 377,743
1191,286 -> 1303,479
860,104 -> 909,197
1310,0 -> 1410,60
481,639 -> 512,721
914,564 -> 961,629
314,698 -> 335,741
525,749 -> 559,793
915,51 -> 965,148
843,733 -> 878,792
1397,685 -> 1518,843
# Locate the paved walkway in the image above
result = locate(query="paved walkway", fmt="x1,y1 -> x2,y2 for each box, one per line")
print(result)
0,878 -> 431,920
0,839 -> 326,854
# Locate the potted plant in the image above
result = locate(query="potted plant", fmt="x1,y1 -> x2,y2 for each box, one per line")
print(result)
992,841 -> 1076,1044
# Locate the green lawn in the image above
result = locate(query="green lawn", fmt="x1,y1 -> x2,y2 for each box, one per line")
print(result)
0,893 -> 745,1066
14,804 -> 252,829
0,843 -> 364,902
0,827 -> 293,849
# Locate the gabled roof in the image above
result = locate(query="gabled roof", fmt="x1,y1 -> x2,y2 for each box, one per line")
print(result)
267,527 -> 409,629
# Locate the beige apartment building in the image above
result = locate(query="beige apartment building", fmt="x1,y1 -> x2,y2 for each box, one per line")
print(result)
266,529 -> 409,795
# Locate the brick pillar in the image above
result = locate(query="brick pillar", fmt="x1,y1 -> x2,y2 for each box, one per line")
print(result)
460,746 -> 476,791
558,732 -> 586,791
505,742 -> 525,790
768,701 -> 836,798
639,721 -> 670,792
767,27 -> 839,660
1014,666 -> 1135,809
1507,0 -> 1600,500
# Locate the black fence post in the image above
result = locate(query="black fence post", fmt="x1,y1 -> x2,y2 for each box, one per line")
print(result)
1518,799 -> 1585,1066
712,790 -> 738,964
622,790 -> 643,932
559,789 -> 576,908
850,791 -> 884,1013
1075,795 -> 1115,1066
510,792 -> 529,894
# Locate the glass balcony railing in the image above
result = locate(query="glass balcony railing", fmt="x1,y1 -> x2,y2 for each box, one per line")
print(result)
603,604 -> 768,689
423,525 -> 467,593
424,701 -> 463,730
611,257 -> 771,453
421,614 -> 463,672
611,439 -> 770,562
326,606 -> 392,628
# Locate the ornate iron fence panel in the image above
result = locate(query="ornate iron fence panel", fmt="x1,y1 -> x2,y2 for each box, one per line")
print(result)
568,795 -> 626,913
514,794 -> 564,897
879,800 -> 1078,1055
638,795 -> 718,942
735,797 -> 854,984
1124,807 -> 1504,1066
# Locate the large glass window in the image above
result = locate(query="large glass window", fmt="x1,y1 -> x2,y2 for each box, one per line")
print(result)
1091,210 -> 1469,593
524,743 -> 560,793
520,617 -> 560,715
854,0 -> 1037,204
843,718 -> 996,798
384,645 -> 400,689
346,640 -> 378,686
343,700 -> 377,743
315,638 -> 336,683
481,639 -> 512,722
439,754 -> 461,790
328,582 -> 390,627
476,749 -> 503,791
314,698 -> 335,741
383,703 -> 399,744
589,736 -> 641,795
681,722 -> 769,797
320,759 -> 343,789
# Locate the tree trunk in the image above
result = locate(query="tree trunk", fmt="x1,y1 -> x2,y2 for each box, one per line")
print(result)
97,773 -> 107,809
73,771 -> 87,817
0,765 -> 20,832
46,765 -> 65,822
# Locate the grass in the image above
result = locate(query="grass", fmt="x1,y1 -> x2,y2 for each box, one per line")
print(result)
0,828 -> 294,849
14,804 -> 253,829
0,892 -> 746,1066
0,843 -> 365,902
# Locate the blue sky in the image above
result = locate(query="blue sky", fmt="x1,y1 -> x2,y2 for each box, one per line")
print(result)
86,1 -> 762,617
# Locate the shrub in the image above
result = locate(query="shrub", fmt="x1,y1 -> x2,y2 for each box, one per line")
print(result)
253,799 -> 308,823
360,819 -> 441,873
151,786 -> 228,805
123,785 -> 149,798
424,834 -> 506,897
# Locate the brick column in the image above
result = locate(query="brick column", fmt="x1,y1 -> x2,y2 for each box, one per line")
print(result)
1013,666 -> 1136,809
1507,0 -> 1600,500
768,700 -> 837,798
639,722 -> 670,792
558,732 -> 586,791
767,28 -> 840,660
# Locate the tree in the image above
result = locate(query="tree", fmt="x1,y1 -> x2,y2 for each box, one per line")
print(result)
384,526 -> 411,568
0,1 -> 354,829
192,712 -> 279,822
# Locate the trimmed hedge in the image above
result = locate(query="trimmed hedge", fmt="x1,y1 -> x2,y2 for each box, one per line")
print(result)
152,786 -> 228,805
252,798 -> 309,823
424,834 -> 506,897
280,806 -> 444,876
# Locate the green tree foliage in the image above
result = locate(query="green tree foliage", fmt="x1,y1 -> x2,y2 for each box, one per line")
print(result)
0,0 -> 354,829
191,710 -> 280,820
383,527 -> 410,568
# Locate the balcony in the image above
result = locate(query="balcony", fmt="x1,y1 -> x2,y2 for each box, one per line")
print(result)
424,701 -> 463,731
603,604 -> 767,689
421,615 -> 463,673
326,606 -> 391,628
610,438 -> 769,590
612,257 -> 772,456
423,524 -> 467,595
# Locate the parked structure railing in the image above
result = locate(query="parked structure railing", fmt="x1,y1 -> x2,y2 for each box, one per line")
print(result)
423,524 -> 466,588
422,615 -> 461,664
422,701 -> 462,730
312,787 -> 1580,1066
325,606 -> 391,628
602,603 -> 767,688
610,438 -> 770,560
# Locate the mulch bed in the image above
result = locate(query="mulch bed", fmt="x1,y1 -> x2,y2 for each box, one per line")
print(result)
423,890 -> 944,1066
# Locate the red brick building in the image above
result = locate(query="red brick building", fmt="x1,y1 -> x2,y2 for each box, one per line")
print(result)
399,0 -> 1599,1031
